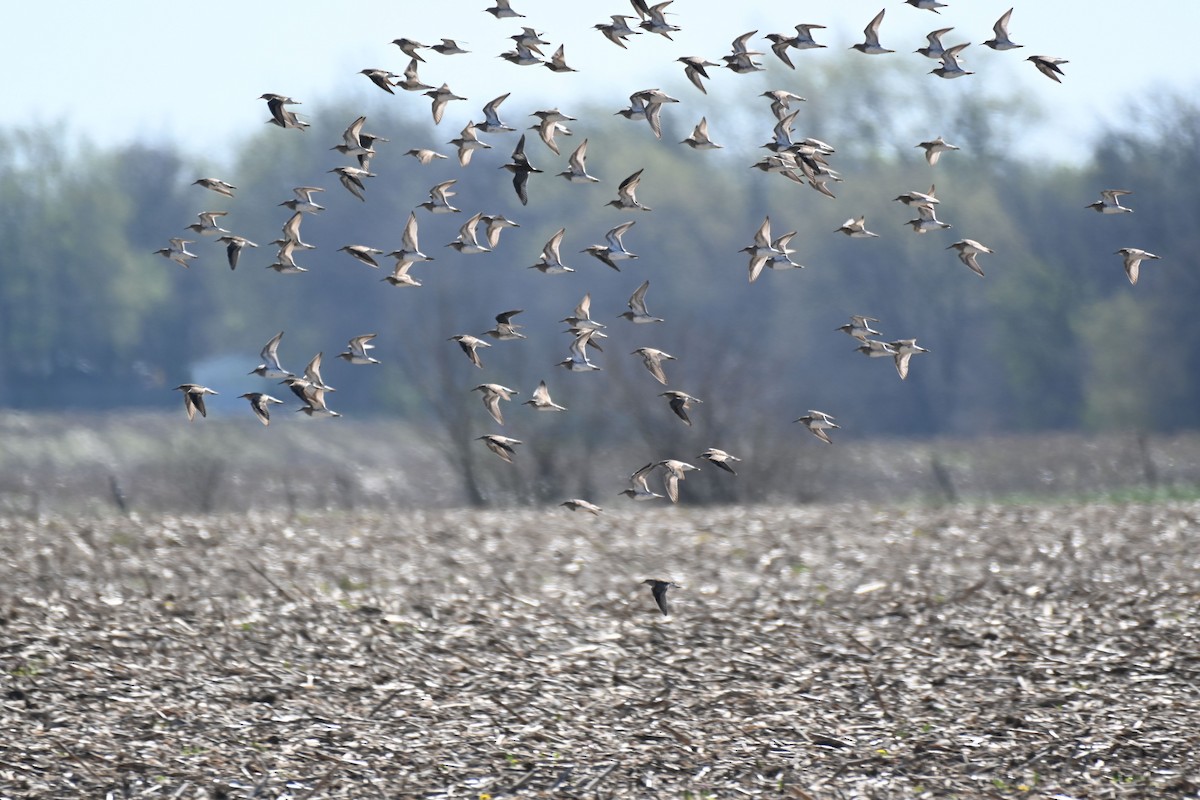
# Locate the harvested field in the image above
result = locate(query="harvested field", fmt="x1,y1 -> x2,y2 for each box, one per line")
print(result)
3,502 -> 1199,799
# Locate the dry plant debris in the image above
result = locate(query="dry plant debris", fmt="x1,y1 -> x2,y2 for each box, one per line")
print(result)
2,502 -> 1199,798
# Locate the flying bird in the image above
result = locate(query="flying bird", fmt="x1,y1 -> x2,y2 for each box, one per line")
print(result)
425,83 -> 467,124
174,384 -> 218,421
656,459 -> 700,504
607,169 -> 652,211
561,499 -> 602,515
558,139 -> 600,183
477,434 -> 522,463
660,390 -> 701,426
184,211 -> 231,237
396,58 -> 433,92
583,221 -> 638,271
851,9 -> 893,54
529,227 -> 574,274
983,8 -> 1022,50
621,463 -> 665,501
500,134 -> 542,205
523,380 -> 567,411
619,280 -> 663,323
338,244 -> 384,268
916,27 -> 954,60
250,331 -> 292,379
449,334 -> 492,368
643,579 -> 679,615
699,448 -> 742,475
192,177 -> 236,197
677,56 -> 720,93
154,238 -> 197,269
473,383 -> 520,425
836,315 -> 883,343
890,339 -> 929,380
1087,189 -> 1134,214
836,216 -> 879,238
481,309 -> 526,341
337,334 -> 380,365
631,347 -> 675,385
917,136 -> 959,165
947,239 -> 993,277
1115,248 -> 1160,285
1027,55 -> 1068,83
681,117 -> 722,150
239,393 -> 284,426
795,410 -> 839,444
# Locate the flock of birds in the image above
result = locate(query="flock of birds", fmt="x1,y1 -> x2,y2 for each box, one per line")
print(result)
157,1 -> 1159,615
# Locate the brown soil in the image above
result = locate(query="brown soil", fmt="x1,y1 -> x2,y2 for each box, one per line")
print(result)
2,502 -> 1198,798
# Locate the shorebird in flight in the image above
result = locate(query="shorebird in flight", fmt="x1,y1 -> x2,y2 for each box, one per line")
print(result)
984,8 -> 1022,50
477,93 -> 515,133
607,169 -> 652,212
837,315 -> 883,343
481,309 -> 526,341
916,27 -> 954,60
795,410 -> 839,444
425,83 -> 467,124
524,380 -> 567,411
529,228 -> 574,274
619,280 -> 663,323
193,177 -> 236,197
890,339 -> 930,380
155,238 -> 197,268
338,245 -> 384,269
561,499 -> 602,515
478,434 -> 522,463
239,393 -> 284,426
1115,248 -> 1160,285
418,179 -> 460,214
621,463 -> 665,501
1087,189 -> 1134,214
677,56 -> 721,93
500,134 -> 542,205
583,221 -> 638,271
446,212 -> 492,255
279,186 -> 325,214
660,390 -> 701,426
947,239 -> 993,277
396,58 -> 433,92
699,448 -> 741,475
473,383 -> 520,425
249,331 -> 292,379
851,9 -> 893,54
558,139 -> 600,183
656,459 -> 700,504
175,384 -> 218,421
337,334 -> 380,366
185,211 -> 231,237
681,117 -> 722,150
1027,55 -> 1068,83
449,334 -> 492,368
917,136 -> 959,165
643,579 -> 679,615
836,216 -> 879,238
631,347 -> 675,385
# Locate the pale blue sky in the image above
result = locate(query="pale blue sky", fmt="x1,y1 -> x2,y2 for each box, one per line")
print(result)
5,1 -> 1196,162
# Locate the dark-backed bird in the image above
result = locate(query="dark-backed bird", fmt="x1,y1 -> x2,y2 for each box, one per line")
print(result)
643,579 -> 679,615
239,393 -> 284,426
660,390 -> 701,426
175,384 -> 218,421
500,134 -> 542,205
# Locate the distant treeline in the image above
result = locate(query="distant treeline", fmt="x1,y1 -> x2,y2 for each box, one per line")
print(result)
1,58 -> 1196,451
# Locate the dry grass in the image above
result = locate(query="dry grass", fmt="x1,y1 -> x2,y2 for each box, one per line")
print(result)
3,501 -> 1199,798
